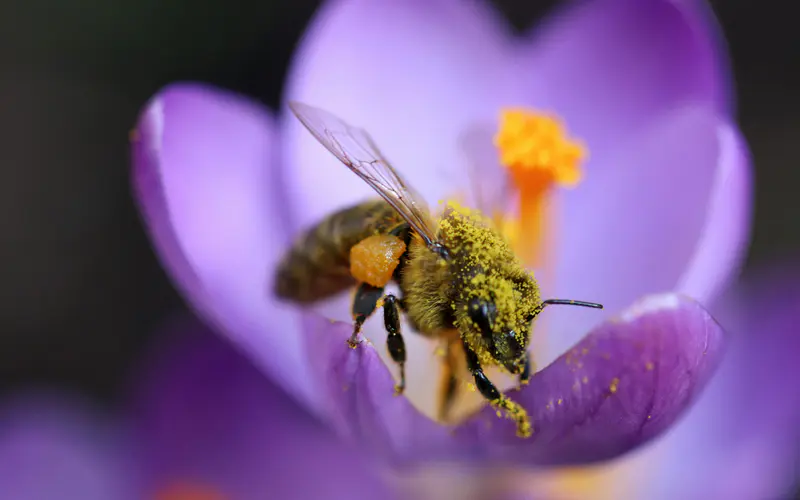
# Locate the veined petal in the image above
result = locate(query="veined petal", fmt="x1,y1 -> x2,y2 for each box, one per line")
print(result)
0,392 -> 132,500
519,0 -> 731,159
131,84 -> 315,410
543,106 -> 747,364
130,316 -> 395,500
282,0 -> 520,233
626,265 -> 800,499
302,294 -> 724,466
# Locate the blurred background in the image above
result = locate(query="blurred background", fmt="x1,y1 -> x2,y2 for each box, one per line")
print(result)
0,0 -> 796,478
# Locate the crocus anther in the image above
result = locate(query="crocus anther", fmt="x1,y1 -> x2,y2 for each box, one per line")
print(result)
494,108 -> 586,265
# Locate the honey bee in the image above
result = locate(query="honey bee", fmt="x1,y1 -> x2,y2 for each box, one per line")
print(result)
274,102 -> 603,437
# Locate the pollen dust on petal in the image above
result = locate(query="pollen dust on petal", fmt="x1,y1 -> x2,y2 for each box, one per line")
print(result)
153,482 -> 228,500
493,108 -> 586,267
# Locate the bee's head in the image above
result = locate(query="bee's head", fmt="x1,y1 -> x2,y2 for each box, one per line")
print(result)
465,295 -> 533,374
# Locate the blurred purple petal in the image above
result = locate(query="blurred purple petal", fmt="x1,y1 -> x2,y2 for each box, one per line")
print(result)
521,0 -> 730,159
282,0 -> 522,232
131,316 -> 395,500
303,294 -> 723,465
676,123 -> 752,302
630,265 -> 800,499
131,84 -> 315,409
546,107 -> 746,359
0,392 -> 131,500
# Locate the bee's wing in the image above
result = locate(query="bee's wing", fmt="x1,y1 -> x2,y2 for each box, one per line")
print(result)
458,125 -> 516,222
289,101 -> 438,245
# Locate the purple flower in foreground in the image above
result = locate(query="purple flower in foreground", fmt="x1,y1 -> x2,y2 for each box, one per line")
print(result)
0,393 -> 131,500
495,264 -> 800,499
0,319 -> 393,500
131,0 -> 750,465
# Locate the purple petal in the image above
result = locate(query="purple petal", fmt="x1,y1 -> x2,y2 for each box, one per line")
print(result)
520,0 -> 731,159
281,0 -> 521,232
544,107 -> 749,362
303,293 -> 724,466
0,392 -> 132,500
628,264 -> 800,499
131,84 -> 315,409
675,122 -> 752,301
130,316 -> 395,500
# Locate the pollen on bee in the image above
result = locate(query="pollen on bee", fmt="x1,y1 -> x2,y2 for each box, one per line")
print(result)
350,234 -> 406,287
491,396 -> 532,438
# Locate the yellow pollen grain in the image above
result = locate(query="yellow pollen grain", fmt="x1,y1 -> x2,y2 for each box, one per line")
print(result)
491,397 -> 532,438
494,108 -> 586,265
645,361 -> 655,371
557,398 -> 563,405
609,377 -> 620,394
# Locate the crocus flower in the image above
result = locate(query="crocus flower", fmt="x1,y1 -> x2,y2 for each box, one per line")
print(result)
131,0 -> 750,465
0,392 -> 132,500
488,263 -> 800,499
0,318 -> 394,500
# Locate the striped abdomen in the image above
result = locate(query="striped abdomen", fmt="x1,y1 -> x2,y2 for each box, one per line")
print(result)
274,199 -> 406,303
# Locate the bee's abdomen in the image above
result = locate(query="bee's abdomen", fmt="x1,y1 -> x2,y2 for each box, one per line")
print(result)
274,199 -> 404,303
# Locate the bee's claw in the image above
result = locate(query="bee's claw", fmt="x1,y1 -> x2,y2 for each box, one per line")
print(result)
347,337 -> 362,349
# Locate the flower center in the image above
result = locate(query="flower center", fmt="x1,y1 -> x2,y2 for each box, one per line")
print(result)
493,108 -> 586,266
153,482 -> 228,500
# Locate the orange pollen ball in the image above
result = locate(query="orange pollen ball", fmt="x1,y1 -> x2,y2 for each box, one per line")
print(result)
493,108 -> 587,265
350,234 -> 407,288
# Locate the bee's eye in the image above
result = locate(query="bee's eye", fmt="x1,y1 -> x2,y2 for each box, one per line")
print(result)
468,299 -> 496,339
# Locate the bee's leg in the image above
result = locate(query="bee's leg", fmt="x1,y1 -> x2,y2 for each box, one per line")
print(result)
462,341 -> 532,438
437,340 -> 460,422
382,294 -> 407,395
349,283 -> 384,348
462,342 -> 502,402
517,352 -> 532,390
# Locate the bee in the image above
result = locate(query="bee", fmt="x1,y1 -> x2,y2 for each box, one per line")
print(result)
274,102 -> 603,437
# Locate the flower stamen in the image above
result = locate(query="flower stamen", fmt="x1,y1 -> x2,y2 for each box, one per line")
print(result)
494,108 -> 586,265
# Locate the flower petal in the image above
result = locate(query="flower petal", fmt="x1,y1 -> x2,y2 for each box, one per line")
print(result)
520,0 -> 731,158
130,315 -> 395,500
627,265 -> 800,499
676,123 -> 752,301
0,392 -> 131,499
303,293 -> 724,465
543,106 -> 746,363
131,84 -> 314,409
281,0 -> 519,232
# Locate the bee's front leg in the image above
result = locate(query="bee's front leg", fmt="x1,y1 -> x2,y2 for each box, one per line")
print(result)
462,341 -> 532,438
462,342 -> 502,402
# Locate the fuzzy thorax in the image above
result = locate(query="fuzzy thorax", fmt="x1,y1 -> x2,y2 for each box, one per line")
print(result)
438,202 -> 542,369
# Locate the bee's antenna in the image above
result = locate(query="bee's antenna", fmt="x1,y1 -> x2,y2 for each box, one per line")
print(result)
542,299 -> 604,310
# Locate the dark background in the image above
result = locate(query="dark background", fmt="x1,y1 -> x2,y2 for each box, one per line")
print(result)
0,0 -> 796,419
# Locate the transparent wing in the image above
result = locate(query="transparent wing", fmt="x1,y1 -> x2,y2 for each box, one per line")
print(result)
457,124 -> 517,228
289,101 -> 438,245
